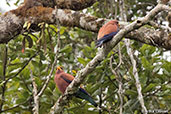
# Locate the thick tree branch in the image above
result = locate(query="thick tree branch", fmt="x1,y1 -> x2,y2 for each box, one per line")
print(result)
54,0 -> 97,10
127,27 -> 171,50
36,0 -> 97,10
49,4 -> 168,114
0,4 -> 170,49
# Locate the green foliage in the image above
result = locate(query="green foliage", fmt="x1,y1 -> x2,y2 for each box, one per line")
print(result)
0,0 -> 170,114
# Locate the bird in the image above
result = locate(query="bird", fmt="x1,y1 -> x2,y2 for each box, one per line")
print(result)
54,66 -> 97,107
96,20 -> 120,47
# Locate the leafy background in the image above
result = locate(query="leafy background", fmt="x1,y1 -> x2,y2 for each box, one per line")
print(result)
0,0 -> 170,113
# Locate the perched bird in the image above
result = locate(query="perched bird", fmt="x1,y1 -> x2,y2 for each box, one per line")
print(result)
96,20 -> 120,47
54,66 -> 97,107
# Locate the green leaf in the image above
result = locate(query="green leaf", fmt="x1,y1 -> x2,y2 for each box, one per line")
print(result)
60,27 -> 66,35
125,90 -> 137,97
60,45 -> 72,53
143,83 -> 156,93
90,41 -> 95,49
77,57 -> 86,66
141,56 -> 150,68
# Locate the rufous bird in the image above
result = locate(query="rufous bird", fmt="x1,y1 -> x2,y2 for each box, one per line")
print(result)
96,20 -> 120,47
54,66 -> 97,107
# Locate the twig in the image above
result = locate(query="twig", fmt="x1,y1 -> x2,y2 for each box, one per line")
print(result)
30,68 -> 39,114
37,49 -> 58,97
49,4 -> 169,114
30,8 -> 61,114
121,0 -> 147,110
29,8 -> 61,114
99,87 -> 102,114
148,21 -> 171,32
114,0 -> 118,19
0,50 -> 38,113
102,90 -> 117,102
119,0 -> 147,112
110,54 -> 123,114
5,51 -> 39,83
37,7 -> 60,97
115,44 -> 122,71
0,97 -> 31,113
107,75 -> 118,88
124,39 -> 147,114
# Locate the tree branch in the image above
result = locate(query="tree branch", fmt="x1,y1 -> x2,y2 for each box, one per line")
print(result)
49,3 -> 168,114
110,54 -> 123,114
54,0 -> 96,10
37,51 -> 58,97
0,97 -> 31,113
1,4 -> 170,49
125,39 -> 147,114
120,0 -> 147,113
30,68 -> 39,114
37,11 -> 60,97
5,51 -> 39,84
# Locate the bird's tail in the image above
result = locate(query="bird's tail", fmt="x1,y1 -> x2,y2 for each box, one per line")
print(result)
95,40 -> 104,48
75,88 -> 97,107
95,34 -> 113,47
84,94 -> 97,107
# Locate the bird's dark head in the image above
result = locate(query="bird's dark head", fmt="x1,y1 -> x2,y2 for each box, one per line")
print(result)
109,20 -> 120,26
56,66 -> 63,73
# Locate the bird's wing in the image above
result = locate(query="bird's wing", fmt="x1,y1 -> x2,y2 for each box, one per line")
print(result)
60,74 -> 88,94
98,24 -> 119,39
98,30 -> 119,42
96,28 -> 120,47
61,74 -> 74,84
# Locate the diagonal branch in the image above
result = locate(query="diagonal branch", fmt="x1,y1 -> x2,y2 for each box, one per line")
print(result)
0,50 -> 38,113
29,11 -> 61,114
5,51 -> 39,83
37,51 -> 58,97
49,3 -> 168,114
0,97 -> 31,113
37,12 -> 61,97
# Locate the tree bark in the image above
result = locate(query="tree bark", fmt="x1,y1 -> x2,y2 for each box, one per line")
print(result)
0,7 -> 170,49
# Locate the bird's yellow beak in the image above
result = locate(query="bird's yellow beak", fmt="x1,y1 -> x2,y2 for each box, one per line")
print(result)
56,66 -> 63,71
